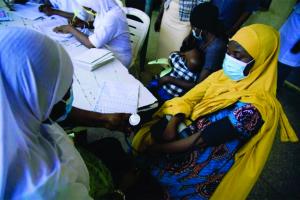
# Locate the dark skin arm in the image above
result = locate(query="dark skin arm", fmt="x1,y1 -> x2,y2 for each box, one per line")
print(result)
53,25 -> 95,48
159,76 -> 196,91
148,131 -> 204,153
39,4 -> 91,28
158,68 -> 211,90
39,4 -> 74,19
197,68 -> 211,83
161,113 -> 185,142
226,12 -> 252,37
64,107 -> 132,133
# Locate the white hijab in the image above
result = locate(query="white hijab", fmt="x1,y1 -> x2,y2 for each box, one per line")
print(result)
0,28 -> 90,199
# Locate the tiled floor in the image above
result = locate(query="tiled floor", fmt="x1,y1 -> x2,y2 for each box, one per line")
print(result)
131,0 -> 300,199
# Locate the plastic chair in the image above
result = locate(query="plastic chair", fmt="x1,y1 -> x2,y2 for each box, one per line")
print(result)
115,0 -> 124,7
123,7 -> 150,68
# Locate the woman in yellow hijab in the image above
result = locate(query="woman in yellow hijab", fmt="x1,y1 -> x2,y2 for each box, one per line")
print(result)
132,24 -> 298,199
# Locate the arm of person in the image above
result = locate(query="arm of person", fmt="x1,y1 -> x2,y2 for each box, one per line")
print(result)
53,25 -> 95,48
161,113 -> 185,141
154,1 -> 165,32
64,107 -> 131,133
159,76 -> 196,91
197,68 -> 212,83
226,0 -> 260,37
39,4 -> 73,19
226,11 -> 252,37
148,131 -> 201,153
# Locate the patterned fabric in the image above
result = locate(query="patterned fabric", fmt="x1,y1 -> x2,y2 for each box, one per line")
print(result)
162,52 -> 199,97
148,102 -> 263,200
164,0 -> 210,21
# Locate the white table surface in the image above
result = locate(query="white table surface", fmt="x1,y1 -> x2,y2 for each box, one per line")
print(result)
0,2 -> 157,112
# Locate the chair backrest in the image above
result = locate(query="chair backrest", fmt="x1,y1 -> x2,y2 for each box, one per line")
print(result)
123,7 -> 150,68
115,0 -> 124,7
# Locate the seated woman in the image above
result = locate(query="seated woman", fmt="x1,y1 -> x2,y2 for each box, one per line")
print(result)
181,3 -> 228,84
39,0 -> 89,24
132,24 -> 298,199
54,0 -> 133,68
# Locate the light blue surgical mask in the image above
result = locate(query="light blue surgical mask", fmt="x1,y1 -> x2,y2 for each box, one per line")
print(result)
192,29 -> 203,41
56,89 -> 74,122
222,54 -> 253,81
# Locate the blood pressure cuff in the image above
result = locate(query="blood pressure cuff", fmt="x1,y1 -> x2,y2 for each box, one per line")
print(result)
201,117 -> 239,147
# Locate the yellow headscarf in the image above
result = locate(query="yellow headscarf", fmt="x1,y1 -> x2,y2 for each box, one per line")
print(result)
133,24 -> 298,199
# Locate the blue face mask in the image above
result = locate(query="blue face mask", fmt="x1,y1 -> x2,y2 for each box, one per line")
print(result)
56,89 -> 74,122
192,29 -> 203,41
222,54 -> 253,81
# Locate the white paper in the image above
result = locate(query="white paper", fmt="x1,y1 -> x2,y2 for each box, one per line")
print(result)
95,81 -> 139,114
72,67 -> 139,114
13,2 -> 46,20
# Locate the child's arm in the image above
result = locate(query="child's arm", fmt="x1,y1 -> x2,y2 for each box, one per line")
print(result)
160,113 -> 185,142
159,76 -> 196,91
148,131 -> 202,153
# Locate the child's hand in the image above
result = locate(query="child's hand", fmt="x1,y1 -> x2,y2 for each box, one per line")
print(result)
158,76 -> 172,86
53,25 -> 73,34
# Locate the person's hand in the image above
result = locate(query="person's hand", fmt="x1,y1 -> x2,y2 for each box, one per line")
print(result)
154,16 -> 162,32
68,17 -> 87,28
158,76 -> 172,85
162,114 -> 185,141
104,113 -> 132,134
53,25 -> 73,34
291,39 -> 300,54
39,4 -> 54,16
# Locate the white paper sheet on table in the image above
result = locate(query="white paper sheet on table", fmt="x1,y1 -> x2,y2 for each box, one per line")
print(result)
72,68 -> 139,114
13,2 -> 46,20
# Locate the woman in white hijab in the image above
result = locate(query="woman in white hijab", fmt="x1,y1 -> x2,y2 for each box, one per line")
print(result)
0,27 -> 92,199
54,0 -> 132,68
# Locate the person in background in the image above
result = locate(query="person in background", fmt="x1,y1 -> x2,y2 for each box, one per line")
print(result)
132,24 -> 298,199
148,47 -> 204,103
211,0 -> 260,37
53,0 -> 132,68
277,2 -> 300,89
154,0 -> 210,58
181,3 -> 227,84
39,0 -> 89,24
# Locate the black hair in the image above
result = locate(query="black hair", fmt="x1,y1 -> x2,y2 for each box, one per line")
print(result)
190,2 -> 226,38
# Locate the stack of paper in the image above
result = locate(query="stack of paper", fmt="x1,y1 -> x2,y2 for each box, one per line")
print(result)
73,48 -> 114,71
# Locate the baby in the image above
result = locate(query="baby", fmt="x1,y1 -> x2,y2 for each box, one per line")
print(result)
148,47 -> 204,103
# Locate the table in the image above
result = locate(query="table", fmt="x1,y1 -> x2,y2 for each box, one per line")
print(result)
0,1 -> 157,113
